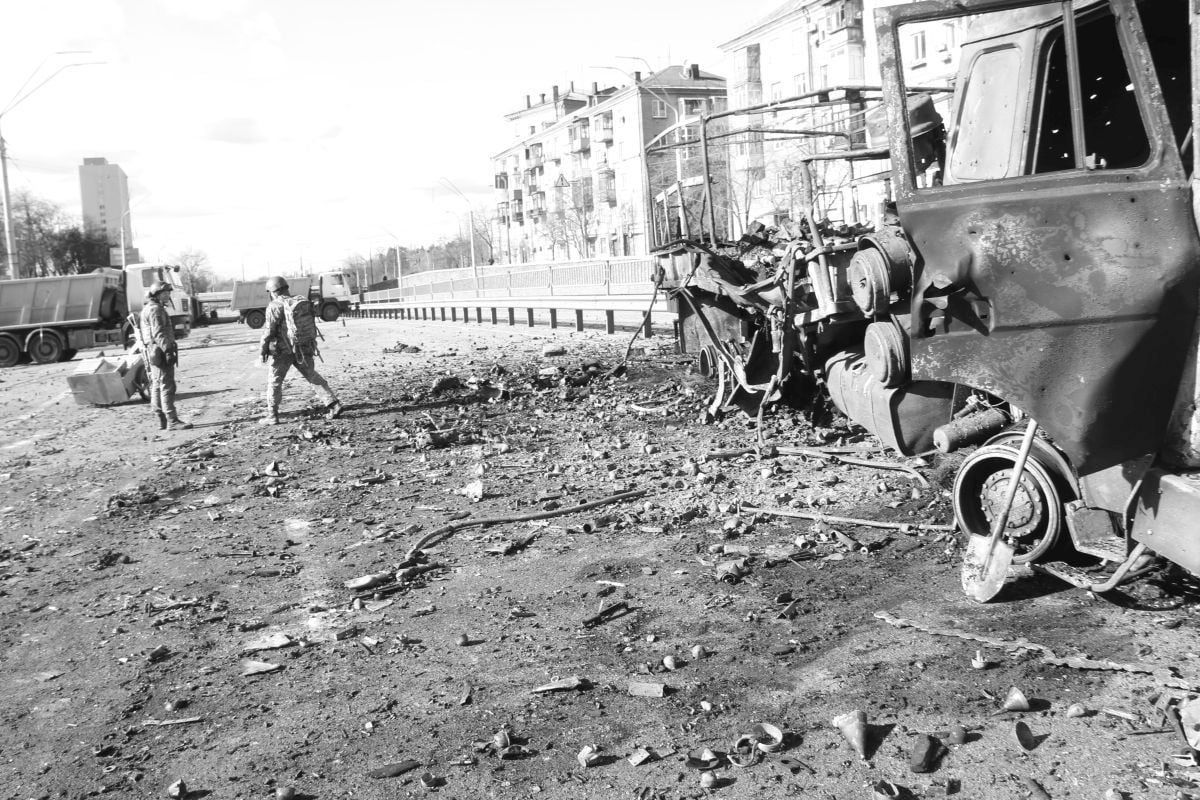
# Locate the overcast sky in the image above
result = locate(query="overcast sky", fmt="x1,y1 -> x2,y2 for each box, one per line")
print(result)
0,0 -> 768,278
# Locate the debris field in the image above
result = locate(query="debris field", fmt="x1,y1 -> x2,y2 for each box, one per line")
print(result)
1,317 -> 1198,800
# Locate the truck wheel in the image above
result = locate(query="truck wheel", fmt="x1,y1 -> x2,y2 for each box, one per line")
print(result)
27,330 -> 64,364
0,333 -> 19,368
321,303 -> 341,322
245,309 -> 266,329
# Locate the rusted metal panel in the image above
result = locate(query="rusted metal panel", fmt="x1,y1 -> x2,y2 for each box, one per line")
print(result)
877,0 -> 1200,475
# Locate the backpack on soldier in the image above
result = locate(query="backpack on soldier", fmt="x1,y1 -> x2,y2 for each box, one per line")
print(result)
281,295 -> 320,361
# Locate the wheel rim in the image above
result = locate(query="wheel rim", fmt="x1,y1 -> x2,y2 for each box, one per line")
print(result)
28,332 -> 62,364
953,442 -> 1063,564
697,346 -> 719,378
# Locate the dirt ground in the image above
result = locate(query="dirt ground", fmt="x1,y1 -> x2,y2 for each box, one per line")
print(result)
1,314 -> 1198,800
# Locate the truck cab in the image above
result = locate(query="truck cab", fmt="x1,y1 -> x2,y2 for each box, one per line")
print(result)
868,0 -> 1200,586
124,264 -> 193,338
312,270 -> 355,322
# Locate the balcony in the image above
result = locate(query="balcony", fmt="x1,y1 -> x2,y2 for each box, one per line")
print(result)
593,113 -> 613,144
529,149 -> 544,168
595,169 -> 616,206
569,122 -> 590,153
511,199 -> 524,223
528,191 -> 547,218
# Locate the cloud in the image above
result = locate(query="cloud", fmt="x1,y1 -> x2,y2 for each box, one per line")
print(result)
205,116 -> 267,144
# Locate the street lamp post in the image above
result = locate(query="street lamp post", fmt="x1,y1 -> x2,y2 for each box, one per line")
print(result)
0,54 -> 103,279
438,178 -> 478,286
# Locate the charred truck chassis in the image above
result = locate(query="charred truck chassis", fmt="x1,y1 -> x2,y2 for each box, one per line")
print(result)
657,0 -> 1200,591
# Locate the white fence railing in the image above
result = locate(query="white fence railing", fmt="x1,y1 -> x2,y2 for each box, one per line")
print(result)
361,256 -> 657,304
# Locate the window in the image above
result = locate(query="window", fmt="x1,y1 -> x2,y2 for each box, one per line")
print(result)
794,72 -> 808,95
652,99 -> 668,118
682,98 -> 705,115
907,4 -> 1152,188
328,274 -> 344,286
677,125 -> 698,159
910,30 -> 927,63
941,22 -> 957,52
1030,10 -> 1148,174
947,46 -> 1024,181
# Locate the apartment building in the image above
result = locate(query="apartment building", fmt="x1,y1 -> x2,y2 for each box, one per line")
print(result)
79,157 -> 139,266
491,66 -> 726,263
717,0 -> 960,233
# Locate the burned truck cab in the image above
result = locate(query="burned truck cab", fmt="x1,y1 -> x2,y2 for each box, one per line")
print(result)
873,0 -> 1200,582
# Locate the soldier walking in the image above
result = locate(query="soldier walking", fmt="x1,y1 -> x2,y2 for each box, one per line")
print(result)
139,280 -> 192,431
258,276 -> 342,425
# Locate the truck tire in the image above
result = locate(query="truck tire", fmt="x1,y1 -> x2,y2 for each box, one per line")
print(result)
245,309 -> 266,329
321,302 -> 341,322
0,333 -> 19,368
27,330 -> 64,364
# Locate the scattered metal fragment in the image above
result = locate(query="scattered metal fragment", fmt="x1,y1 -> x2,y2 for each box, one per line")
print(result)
628,681 -> 667,698
716,558 -> 750,584
1065,703 -> 1088,718
577,744 -> 600,768
1023,776 -> 1052,799
240,659 -> 283,677
497,744 -> 531,759
582,600 -> 629,628
1002,687 -> 1031,712
142,717 -> 202,727
344,571 -> 393,591
832,709 -> 868,758
532,676 -> 591,693
367,760 -> 420,778
628,748 -> 654,766
909,734 -> 940,773
1013,721 -> 1039,751
243,633 -> 293,652
166,779 -> 187,798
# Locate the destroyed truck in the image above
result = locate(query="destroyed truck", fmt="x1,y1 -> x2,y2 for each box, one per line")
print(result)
656,0 -> 1199,593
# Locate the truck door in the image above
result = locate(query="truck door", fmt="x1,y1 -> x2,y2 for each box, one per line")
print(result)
876,0 -> 1199,476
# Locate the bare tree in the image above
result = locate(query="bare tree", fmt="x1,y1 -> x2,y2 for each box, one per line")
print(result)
170,248 -> 216,293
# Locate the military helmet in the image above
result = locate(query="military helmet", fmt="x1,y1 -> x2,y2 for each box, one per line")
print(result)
265,276 -> 289,293
147,279 -> 173,298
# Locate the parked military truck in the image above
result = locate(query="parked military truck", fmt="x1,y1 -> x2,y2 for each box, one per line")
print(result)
659,0 -> 1200,593
229,271 -> 355,329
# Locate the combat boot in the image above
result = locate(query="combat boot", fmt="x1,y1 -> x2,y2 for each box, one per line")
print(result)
325,400 -> 343,420
259,409 -> 279,426
167,413 -> 193,430
154,411 -> 167,430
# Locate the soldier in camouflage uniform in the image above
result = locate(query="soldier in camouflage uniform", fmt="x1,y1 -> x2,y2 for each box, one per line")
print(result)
258,276 -> 342,425
139,280 -> 192,431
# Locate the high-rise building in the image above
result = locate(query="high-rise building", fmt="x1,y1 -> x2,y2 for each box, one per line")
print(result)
79,157 -> 137,265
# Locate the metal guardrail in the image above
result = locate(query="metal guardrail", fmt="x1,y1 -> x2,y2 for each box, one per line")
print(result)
351,256 -> 665,335
361,256 -> 657,303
